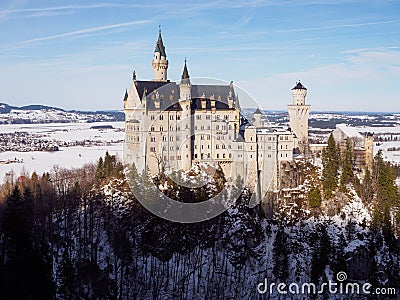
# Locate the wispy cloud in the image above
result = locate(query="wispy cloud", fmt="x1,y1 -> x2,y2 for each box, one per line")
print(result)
0,3 -> 116,16
22,20 -> 151,44
0,19 -> 151,53
13,11 -> 74,19
278,19 -> 400,33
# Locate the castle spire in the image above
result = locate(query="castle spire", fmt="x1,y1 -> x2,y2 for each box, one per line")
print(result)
154,26 -> 166,58
181,58 -> 190,80
179,58 -> 191,101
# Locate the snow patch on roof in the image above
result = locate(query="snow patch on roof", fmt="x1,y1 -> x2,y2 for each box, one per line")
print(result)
336,124 -> 363,139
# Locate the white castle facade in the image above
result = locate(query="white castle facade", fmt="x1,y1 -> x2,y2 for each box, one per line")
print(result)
123,30 -> 311,196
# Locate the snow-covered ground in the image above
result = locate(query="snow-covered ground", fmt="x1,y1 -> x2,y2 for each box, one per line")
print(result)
1,121 -> 399,183
0,122 -> 124,181
357,125 -> 400,164
374,140 -> 400,163
356,125 -> 400,134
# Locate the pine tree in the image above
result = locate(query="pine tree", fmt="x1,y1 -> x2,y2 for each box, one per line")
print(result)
96,157 -> 105,183
308,186 -> 322,208
339,139 -> 354,191
104,151 -> 113,178
322,134 -> 340,199
272,227 -> 289,281
1,187 -> 55,299
361,168 -> 373,203
311,226 -> 330,285
58,248 -> 76,299
371,150 -> 400,243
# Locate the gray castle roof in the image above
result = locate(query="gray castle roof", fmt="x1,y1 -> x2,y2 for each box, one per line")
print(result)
135,81 -> 181,111
134,80 -> 237,111
191,85 -> 236,110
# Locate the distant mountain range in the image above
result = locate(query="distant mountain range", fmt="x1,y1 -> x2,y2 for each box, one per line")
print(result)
0,102 -> 398,126
0,103 -> 124,124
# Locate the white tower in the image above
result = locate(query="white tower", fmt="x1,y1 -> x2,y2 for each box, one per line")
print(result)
179,59 -> 192,170
152,29 -> 168,81
253,108 -> 262,127
288,81 -> 310,149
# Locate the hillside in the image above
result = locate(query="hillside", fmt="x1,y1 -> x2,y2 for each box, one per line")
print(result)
0,102 -> 124,124
0,152 -> 399,299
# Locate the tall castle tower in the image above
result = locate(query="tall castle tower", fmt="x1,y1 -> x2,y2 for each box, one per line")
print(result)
179,59 -> 192,170
288,81 -> 310,149
152,29 -> 168,81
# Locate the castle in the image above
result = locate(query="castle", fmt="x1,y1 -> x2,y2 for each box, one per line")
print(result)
123,30 -> 311,196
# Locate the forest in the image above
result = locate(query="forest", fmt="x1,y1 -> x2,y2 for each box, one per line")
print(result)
0,145 -> 399,299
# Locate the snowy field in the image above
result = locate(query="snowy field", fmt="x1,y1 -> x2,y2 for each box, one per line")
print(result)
0,122 -> 124,181
356,126 -> 400,164
1,121 -> 399,183
356,125 -> 400,134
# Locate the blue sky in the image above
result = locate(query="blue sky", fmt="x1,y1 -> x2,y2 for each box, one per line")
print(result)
0,0 -> 399,112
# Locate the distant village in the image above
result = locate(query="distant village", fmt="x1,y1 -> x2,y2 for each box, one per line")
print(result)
0,130 -> 123,165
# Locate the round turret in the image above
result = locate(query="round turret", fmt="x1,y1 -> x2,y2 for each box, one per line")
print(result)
291,81 -> 307,105
152,29 -> 168,81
